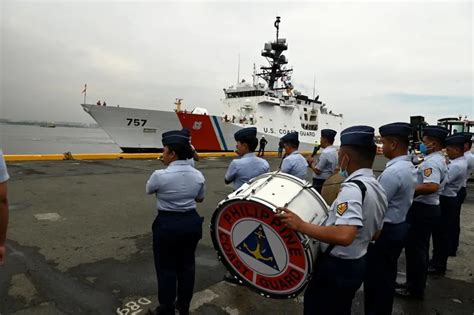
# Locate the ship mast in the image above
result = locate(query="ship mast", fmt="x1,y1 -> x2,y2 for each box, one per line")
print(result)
257,16 -> 293,91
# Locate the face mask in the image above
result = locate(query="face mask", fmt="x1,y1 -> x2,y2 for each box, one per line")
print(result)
338,155 -> 349,178
419,143 -> 429,155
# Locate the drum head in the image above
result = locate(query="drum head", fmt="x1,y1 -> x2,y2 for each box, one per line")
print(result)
210,199 -> 313,299
321,173 -> 345,205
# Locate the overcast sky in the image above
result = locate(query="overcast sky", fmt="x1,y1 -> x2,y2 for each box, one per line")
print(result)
1,0 -> 472,128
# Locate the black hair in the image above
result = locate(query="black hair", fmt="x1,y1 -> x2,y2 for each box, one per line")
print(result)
322,136 -> 335,144
466,140 -> 473,149
383,134 -> 409,148
240,136 -> 258,152
344,144 -> 377,167
448,143 -> 465,152
283,140 -> 300,149
166,143 -> 193,160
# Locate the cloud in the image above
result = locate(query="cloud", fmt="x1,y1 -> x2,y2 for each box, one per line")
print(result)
0,1 -> 472,128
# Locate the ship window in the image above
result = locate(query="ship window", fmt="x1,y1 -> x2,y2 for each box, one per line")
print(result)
310,115 -> 317,121
304,114 -> 308,120
304,108 -> 307,111
297,101 -> 301,104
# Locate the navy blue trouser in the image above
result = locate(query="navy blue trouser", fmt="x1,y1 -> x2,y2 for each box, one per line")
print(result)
364,222 -> 409,315
404,201 -> 440,296
312,178 -> 326,194
431,195 -> 460,270
152,210 -> 203,311
451,187 -> 466,254
304,254 -> 366,315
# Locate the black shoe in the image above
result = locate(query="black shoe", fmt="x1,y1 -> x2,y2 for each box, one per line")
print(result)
395,282 -> 407,289
223,274 -> 242,286
427,266 -> 446,276
147,305 -> 174,315
174,301 -> 190,315
394,287 -> 423,300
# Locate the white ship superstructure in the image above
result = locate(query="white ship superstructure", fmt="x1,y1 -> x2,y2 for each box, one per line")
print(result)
82,17 -> 344,152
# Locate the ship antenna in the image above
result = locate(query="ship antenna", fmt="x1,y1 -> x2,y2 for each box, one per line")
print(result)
274,16 -> 281,41
237,53 -> 240,84
312,75 -> 316,99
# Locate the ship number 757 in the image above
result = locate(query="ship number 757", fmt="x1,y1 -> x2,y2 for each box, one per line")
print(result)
126,118 -> 147,127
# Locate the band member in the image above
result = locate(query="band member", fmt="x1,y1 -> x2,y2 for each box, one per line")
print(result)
309,129 -> 338,193
146,130 -> 206,315
364,122 -> 416,315
278,125 -> 387,315
225,127 -> 270,190
450,132 -> 473,255
279,132 -> 308,180
395,125 -> 449,299
429,133 -> 468,275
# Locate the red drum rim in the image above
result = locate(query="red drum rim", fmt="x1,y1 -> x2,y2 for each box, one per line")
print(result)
210,198 -> 314,299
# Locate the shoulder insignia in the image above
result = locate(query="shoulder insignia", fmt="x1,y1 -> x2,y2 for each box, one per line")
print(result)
336,202 -> 348,216
424,168 -> 432,177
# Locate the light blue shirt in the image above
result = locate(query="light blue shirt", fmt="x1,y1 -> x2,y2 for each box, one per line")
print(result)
225,153 -> 270,190
146,160 -> 206,212
320,168 -> 387,259
463,151 -> 474,187
313,145 -> 338,179
186,158 -> 195,168
281,151 -> 308,180
377,155 -> 417,224
442,156 -> 468,197
414,151 -> 448,205
0,150 -> 9,183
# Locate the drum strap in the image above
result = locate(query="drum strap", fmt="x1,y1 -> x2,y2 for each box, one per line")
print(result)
324,179 -> 367,255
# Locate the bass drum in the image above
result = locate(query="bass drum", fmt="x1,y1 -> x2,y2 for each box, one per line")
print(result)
210,172 -> 328,299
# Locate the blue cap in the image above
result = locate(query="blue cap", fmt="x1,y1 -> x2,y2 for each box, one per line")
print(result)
379,122 -> 412,137
423,125 -> 449,140
462,132 -> 473,142
321,129 -> 337,140
162,130 -> 189,146
281,132 -> 299,143
234,127 -> 257,141
445,134 -> 467,146
340,125 -> 375,146
181,128 -> 191,137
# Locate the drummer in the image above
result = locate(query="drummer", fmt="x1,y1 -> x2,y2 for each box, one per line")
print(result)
309,129 -> 338,193
224,127 -> 270,190
279,132 -> 308,180
364,122 -> 417,315
278,125 -> 387,315
146,130 -> 206,315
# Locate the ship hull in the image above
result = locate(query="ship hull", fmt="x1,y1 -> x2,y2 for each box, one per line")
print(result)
82,104 -> 342,153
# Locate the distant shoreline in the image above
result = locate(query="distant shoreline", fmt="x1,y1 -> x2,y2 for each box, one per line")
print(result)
0,119 -> 98,129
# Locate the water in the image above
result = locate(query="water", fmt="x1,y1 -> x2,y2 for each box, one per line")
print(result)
0,123 -> 121,154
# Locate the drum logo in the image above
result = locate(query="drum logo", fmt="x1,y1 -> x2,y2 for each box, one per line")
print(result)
213,201 -> 309,297
236,224 -> 279,271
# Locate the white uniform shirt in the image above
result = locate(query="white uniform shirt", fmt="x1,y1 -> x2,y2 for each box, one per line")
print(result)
0,150 -> 9,183
320,168 -> 387,259
313,145 -> 338,180
414,151 -> 448,205
146,160 -> 206,212
377,155 -> 417,224
442,156 -> 468,197
281,151 -> 308,180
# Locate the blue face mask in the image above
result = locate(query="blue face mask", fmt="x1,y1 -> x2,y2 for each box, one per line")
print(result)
338,155 -> 349,178
419,143 -> 429,155
339,169 -> 349,178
